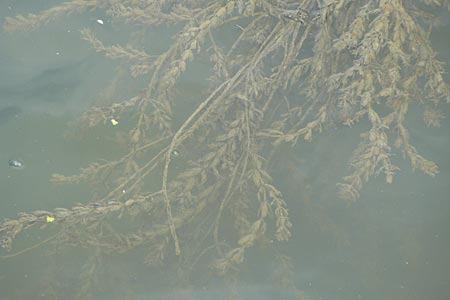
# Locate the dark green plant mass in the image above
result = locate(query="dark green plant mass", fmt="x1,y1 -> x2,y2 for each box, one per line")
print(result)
1,0 -> 449,298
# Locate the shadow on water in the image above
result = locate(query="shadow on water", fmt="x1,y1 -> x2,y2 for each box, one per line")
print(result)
0,55 -> 97,122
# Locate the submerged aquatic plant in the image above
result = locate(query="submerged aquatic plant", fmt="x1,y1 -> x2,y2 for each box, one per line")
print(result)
1,0 -> 449,298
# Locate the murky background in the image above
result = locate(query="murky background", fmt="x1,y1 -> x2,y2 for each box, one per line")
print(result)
0,1 -> 449,300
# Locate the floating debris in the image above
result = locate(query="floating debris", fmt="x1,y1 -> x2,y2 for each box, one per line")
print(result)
8,159 -> 24,170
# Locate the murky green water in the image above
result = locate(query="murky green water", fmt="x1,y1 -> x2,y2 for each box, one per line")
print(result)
0,2 -> 449,300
